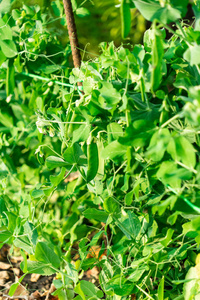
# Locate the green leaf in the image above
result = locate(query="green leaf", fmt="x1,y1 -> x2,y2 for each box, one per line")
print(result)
0,19 -> 12,40
0,39 -> 17,58
157,161 -> 181,188
183,44 -> 200,66
14,236 -> 33,254
86,141 -> 99,182
0,230 -> 12,243
31,189 -> 44,198
121,0 -> 131,39
50,167 -> 66,187
183,266 -> 200,300
107,122 -> 123,142
35,241 -> 60,268
83,208 -> 108,223
72,124 -> 90,144
99,81 -> 121,109
119,119 -> 155,147
63,143 -> 86,166
21,260 -> 56,275
125,190 -> 134,206
103,197 -> 120,214
76,7 -> 90,17
168,136 -> 196,169
115,210 -> 141,240
46,156 -> 69,170
133,0 -> 181,23
101,141 -> 127,160
160,228 -> 174,247
51,0 -> 63,16
0,0 -> 11,14
147,129 -> 171,161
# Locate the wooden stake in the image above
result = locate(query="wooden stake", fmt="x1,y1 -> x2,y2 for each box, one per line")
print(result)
62,0 -> 82,68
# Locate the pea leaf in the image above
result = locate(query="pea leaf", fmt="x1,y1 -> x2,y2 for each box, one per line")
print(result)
133,0 -> 182,23
101,141 -> 127,160
46,156 -> 69,170
83,208 -> 108,223
72,124 -> 90,144
63,143 -> 87,166
35,241 -> 60,268
21,260 -> 56,275
0,39 -> 17,58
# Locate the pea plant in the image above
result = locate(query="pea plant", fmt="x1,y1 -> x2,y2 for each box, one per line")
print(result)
1,0 -> 200,299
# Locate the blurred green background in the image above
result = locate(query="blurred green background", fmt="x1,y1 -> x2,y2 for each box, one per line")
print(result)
11,0 -> 146,56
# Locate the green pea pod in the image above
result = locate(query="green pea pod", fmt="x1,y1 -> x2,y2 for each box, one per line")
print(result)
121,0 -> 131,39
151,26 -> 164,93
86,140 -> 99,183
6,60 -> 15,97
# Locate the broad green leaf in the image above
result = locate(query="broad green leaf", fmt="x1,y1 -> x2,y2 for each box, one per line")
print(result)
37,64 -> 62,74
0,197 -> 7,215
14,236 -> 33,254
0,0 -> 11,14
115,210 -> 141,240
127,266 -> 148,282
21,260 -> 55,275
168,136 -> 196,169
107,122 -> 123,142
0,50 -> 6,65
72,124 -> 90,144
63,143 -> 86,166
133,0 -> 182,23
101,141 -> 127,160
147,128 -> 171,161
79,281 -> 97,297
119,119 -> 155,147
50,167 -> 66,187
184,44 -> 200,66
103,275 -> 134,296
83,208 -> 108,223
157,161 -> 181,188
103,197 -> 120,214
121,0 -> 131,39
125,190 -> 134,206
76,7 -> 90,17
31,189 -> 44,198
182,217 -> 200,235
0,230 -> 12,243
86,141 -> 99,182
46,156 -> 69,170
99,81 -> 121,109
51,0 -> 63,16
0,39 -> 17,58
183,265 -> 200,300
0,111 -> 13,127
160,228 -> 174,247
0,19 -> 12,40
35,241 -> 60,268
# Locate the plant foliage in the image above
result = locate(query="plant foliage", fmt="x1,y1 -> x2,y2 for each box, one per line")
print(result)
1,0 -> 200,299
